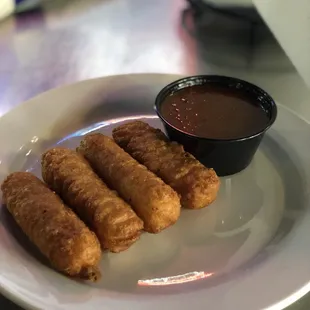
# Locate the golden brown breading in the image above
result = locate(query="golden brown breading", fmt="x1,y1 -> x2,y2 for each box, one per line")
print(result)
1,172 -> 101,281
113,121 -> 220,209
77,134 -> 181,233
42,148 -> 143,253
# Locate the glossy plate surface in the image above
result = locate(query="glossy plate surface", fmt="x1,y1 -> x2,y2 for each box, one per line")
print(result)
0,74 -> 309,310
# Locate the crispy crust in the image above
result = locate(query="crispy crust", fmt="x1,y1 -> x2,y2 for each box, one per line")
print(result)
1,172 -> 101,281
77,134 -> 181,233
42,148 -> 143,253
113,121 -> 220,209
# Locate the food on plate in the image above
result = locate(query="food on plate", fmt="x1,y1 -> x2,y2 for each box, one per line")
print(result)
113,121 -> 220,209
1,172 -> 101,281
42,148 -> 144,253
77,134 -> 181,233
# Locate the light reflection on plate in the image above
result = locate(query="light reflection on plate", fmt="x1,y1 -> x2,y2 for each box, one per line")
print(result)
138,272 -> 214,286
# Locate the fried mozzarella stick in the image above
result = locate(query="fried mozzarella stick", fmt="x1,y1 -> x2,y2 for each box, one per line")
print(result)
113,121 -> 220,209
42,148 -> 143,253
1,172 -> 101,281
77,134 -> 181,233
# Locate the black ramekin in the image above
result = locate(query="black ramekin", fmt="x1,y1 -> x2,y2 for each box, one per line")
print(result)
155,75 -> 277,176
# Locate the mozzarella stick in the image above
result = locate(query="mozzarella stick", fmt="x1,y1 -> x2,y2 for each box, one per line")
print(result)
77,134 -> 181,233
113,121 -> 220,209
1,172 -> 101,281
42,148 -> 143,253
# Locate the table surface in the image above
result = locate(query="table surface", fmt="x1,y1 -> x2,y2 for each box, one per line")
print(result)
0,0 -> 310,309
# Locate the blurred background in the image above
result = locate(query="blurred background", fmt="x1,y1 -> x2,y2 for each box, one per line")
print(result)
0,0 -> 309,117
0,0 -> 310,309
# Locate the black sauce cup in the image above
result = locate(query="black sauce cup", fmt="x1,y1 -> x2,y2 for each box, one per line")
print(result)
155,75 -> 277,176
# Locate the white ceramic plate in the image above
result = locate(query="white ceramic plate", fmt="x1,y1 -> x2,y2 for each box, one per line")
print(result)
0,74 -> 310,310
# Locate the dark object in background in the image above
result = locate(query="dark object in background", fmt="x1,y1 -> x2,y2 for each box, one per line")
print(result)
185,0 -> 263,24
182,0 -> 291,72
155,75 -> 277,176
183,0 -> 264,43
